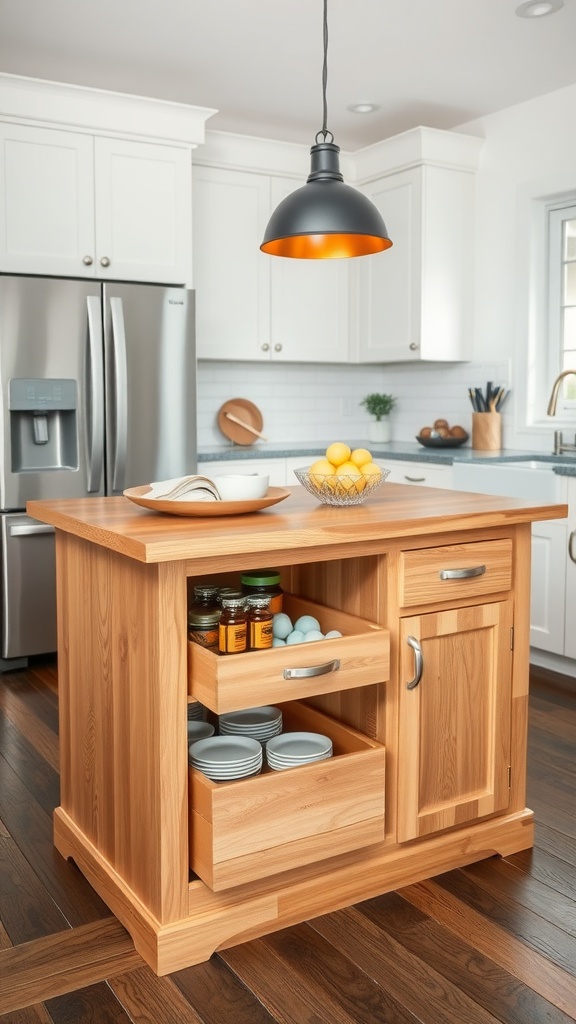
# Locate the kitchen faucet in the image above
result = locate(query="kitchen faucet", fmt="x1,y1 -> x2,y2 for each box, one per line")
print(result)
546,369 -> 576,455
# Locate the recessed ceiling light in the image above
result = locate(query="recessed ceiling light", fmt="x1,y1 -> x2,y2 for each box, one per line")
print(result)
347,103 -> 380,115
516,0 -> 563,17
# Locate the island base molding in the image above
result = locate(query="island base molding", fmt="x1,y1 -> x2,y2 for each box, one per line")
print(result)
54,805 -> 534,976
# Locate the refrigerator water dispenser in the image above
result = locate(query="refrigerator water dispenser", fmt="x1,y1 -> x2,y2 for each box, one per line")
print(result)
9,378 -> 78,472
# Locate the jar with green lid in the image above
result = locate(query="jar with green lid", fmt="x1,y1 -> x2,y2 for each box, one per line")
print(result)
241,568 -> 283,614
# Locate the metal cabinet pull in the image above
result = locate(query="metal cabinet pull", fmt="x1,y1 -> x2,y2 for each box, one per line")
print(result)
406,635 -> 423,690
569,530 -> 576,565
274,343 -> 283,352
405,475 -> 426,483
439,565 -> 486,580
82,255 -> 93,266
100,256 -> 111,267
283,659 -> 340,680
261,343 -> 270,352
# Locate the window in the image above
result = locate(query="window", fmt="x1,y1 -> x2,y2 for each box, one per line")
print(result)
548,203 -> 576,412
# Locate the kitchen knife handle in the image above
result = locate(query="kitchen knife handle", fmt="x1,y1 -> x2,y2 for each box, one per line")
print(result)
86,296 -> 104,493
109,297 -> 128,493
283,660 -> 340,679
406,635 -> 423,690
439,565 -> 486,580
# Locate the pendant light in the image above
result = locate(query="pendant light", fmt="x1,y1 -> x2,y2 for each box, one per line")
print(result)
260,0 -> 393,259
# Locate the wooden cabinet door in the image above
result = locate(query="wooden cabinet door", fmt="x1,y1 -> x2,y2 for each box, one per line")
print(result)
397,600 -> 513,842
0,122 -> 95,276
95,137 -> 192,285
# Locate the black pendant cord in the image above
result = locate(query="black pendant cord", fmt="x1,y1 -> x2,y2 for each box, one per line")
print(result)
316,0 -> 334,145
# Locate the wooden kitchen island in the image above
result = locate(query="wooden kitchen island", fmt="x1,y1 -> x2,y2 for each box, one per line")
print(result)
29,483 -> 567,975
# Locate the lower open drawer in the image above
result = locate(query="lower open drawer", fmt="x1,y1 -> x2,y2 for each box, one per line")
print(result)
188,593 -> 389,714
189,700 -> 385,891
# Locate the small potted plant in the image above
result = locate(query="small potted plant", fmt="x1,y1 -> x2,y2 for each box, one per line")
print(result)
360,393 -> 397,443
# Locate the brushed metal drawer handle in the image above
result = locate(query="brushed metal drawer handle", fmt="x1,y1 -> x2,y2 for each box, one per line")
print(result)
439,565 -> 486,580
404,475 -> 426,483
406,635 -> 423,690
569,530 -> 576,565
283,659 -> 340,679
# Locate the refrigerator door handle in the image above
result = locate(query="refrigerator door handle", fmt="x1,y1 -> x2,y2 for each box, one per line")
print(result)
109,297 -> 128,492
9,523 -> 55,537
86,295 -> 105,492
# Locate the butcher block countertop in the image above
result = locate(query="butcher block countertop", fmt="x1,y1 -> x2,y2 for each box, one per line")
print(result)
28,483 -> 568,566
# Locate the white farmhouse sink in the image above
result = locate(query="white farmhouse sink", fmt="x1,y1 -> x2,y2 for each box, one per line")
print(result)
452,461 -> 568,502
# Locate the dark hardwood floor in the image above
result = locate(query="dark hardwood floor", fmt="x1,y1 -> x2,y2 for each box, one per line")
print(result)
0,656 -> 575,1023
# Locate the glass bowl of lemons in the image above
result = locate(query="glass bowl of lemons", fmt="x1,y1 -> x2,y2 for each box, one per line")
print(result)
294,443 -> 389,506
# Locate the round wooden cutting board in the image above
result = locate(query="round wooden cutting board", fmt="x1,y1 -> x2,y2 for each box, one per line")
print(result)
217,399 -> 264,446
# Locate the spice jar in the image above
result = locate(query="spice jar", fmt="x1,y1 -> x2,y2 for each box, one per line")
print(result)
218,596 -> 248,655
246,594 -> 273,651
188,584 -> 221,650
241,569 -> 284,614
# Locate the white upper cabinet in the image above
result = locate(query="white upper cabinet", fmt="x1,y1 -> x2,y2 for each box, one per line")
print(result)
193,166 -> 271,360
268,177 -> 349,363
0,74 -> 215,285
351,128 -> 483,364
0,123 -> 95,277
0,123 -> 192,284
193,166 -> 350,362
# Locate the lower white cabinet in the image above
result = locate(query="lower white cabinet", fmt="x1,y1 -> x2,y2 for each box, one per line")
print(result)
564,478 -> 576,661
378,459 -> 454,489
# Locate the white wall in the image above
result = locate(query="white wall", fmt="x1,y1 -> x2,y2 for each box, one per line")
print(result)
198,82 -> 576,452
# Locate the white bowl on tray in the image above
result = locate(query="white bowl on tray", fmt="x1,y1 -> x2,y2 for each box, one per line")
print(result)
213,474 -> 269,501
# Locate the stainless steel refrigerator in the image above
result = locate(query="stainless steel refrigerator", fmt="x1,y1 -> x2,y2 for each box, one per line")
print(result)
0,275 -> 196,668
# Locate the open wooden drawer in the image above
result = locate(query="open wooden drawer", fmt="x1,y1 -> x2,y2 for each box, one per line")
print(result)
188,594 -> 389,714
189,700 -> 385,891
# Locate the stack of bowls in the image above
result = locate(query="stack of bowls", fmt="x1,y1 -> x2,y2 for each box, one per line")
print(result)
189,736 -> 263,781
218,706 -> 282,745
265,731 -> 333,771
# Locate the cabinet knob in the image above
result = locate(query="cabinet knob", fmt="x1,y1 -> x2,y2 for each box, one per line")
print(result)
82,255 -> 94,266
261,343 -> 270,352
409,343 -> 418,351
100,256 -> 111,268
274,344 -> 283,352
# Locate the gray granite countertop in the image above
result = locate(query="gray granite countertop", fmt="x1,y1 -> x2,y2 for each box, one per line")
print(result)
198,440 -> 576,475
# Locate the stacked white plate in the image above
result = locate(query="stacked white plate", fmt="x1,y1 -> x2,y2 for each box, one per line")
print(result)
218,706 -> 283,745
265,731 -> 333,771
189,735 -> 263,781
187,720 -> 215,746
187,700 -> 207,722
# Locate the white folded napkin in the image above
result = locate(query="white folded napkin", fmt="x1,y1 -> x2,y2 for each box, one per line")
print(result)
147,475 -> 221,501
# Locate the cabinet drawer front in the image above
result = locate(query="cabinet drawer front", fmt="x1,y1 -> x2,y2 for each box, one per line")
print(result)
189,595 -> 389,714
400,539 -> 512,607
189,701 -> 385,890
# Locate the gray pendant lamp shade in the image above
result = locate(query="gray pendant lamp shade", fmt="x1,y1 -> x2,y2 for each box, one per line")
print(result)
260,0 -> 393,260
261,141 -> 393,259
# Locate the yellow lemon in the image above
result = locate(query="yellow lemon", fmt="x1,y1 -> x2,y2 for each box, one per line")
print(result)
361,462 -> 383,482
325,442 -> 351,467
336,460 -> 365,492
350,448 -> 373,468
308,458 -> 336,489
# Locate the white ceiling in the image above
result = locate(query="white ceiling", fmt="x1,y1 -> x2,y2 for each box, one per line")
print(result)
1,0 -> 576,150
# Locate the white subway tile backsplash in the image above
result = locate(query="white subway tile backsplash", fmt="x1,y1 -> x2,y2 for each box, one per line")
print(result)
197,359 -> 520,449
